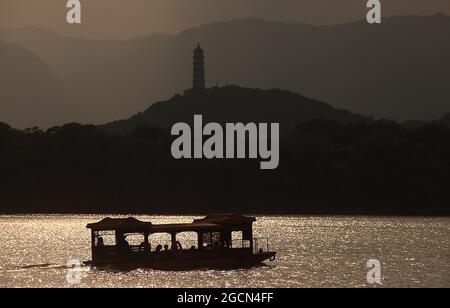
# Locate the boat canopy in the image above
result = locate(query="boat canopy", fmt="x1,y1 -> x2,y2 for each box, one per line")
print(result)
194,213 -> 256,225
86,214 -> 256,234
86,217 -> 153,232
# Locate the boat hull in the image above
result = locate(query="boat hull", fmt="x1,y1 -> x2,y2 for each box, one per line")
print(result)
86,249 -> 276,271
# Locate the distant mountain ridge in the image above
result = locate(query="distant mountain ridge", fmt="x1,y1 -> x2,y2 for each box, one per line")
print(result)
435,113 -> 450,128
1,14 -> 449,128
0,40 -> 72,128
100,86 -> 367,135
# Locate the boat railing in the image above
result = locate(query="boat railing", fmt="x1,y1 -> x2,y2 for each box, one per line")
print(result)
130,245 -> 146,253
230,238 -> 270,254
253,238 -> 270,254
230,239 -> 251,249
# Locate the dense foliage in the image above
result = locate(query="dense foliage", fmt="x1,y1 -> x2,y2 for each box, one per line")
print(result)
0,120 -> 449,215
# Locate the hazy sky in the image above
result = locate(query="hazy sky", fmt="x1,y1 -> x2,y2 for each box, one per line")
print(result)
1,0 -> 449,38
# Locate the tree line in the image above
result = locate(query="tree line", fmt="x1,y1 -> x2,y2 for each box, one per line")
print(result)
0,120 -> 449,215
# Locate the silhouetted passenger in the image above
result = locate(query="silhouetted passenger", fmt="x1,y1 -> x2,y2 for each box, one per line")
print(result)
171,241 -> 182,252
139,241 -> 150,252
97,237 -> 104,247
117,235 -> 131,253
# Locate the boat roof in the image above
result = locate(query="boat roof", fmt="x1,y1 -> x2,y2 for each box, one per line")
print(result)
86,217 -> 153,232
194,213 -> 256,225
86,214 -> 255,233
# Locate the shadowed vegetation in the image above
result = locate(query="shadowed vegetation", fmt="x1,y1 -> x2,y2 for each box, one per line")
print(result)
0,119 -> 449,215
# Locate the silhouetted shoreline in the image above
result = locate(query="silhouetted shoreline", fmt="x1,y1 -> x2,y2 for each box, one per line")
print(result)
1,118 -> 449,216
1,86 -> 450,216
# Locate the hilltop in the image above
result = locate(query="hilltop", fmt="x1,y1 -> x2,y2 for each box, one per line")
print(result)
1,14 -> 449,127
101,86 -> 367,135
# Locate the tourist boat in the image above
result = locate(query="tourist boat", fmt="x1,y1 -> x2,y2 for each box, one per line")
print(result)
85,214 -> 276,270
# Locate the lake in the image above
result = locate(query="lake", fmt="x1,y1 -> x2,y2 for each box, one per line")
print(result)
0,215 -> 448,288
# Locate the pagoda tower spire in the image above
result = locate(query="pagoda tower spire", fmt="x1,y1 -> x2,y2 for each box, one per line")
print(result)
193,43 -> 205,89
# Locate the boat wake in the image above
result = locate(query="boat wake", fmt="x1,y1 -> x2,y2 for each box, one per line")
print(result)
20,263 -> 55,269
10,263 -> 88,271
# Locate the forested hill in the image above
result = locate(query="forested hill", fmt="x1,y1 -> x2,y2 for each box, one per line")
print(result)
101,86 -> 367,135
0,120 -> 449,215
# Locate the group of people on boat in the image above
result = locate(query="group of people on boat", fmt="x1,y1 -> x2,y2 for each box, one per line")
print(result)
154,241 -> 183,253
96,234 -> 235,255
96,235 -> 189,254
86,215 -> 276,268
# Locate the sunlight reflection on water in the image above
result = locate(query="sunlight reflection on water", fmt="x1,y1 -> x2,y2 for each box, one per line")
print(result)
0,215 -> 448,288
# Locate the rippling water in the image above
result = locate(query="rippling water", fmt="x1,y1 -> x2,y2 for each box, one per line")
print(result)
0,215 -> 448,288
